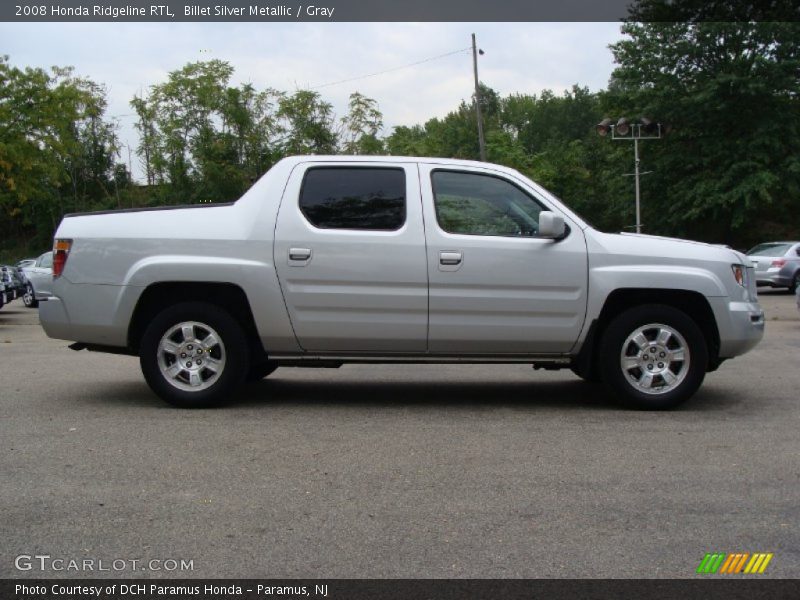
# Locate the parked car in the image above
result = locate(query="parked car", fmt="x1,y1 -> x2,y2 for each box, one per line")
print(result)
15,258 -> 37,284
0,266 -> 24,303
39,156 -> 764,410
21,251 -> 53,308
746,241 -> 800,293
0,281 -> 5,309
16,258 -> 36,269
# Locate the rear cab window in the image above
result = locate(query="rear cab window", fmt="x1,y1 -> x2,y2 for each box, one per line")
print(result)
299,167 -> 406,231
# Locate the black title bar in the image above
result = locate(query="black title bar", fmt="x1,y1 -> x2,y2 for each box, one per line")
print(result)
3,0 -> 800,22
3,579 -> 800,600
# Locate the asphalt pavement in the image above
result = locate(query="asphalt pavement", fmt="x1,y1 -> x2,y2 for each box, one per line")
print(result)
1,290 -> 798,579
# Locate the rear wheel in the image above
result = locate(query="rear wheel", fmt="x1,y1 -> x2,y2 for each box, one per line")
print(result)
600,305 -> 707,410
23,284 -> 38,308
139,302 -> 249,408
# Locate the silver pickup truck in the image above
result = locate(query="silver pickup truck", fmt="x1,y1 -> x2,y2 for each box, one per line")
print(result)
40,156 -> 764,409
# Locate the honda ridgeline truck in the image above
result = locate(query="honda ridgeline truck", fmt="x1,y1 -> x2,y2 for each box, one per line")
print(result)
39,156 -> 764,409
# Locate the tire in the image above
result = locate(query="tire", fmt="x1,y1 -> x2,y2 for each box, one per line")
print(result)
246,361 -> 278,382
570,366 -> 601,383
23,284 -> 38,308
599,304 -> 708,410
789,272 -> 800,294
139,302 -> 250,408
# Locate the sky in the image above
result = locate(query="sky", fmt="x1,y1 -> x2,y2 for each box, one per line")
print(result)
1,22 -> 623,181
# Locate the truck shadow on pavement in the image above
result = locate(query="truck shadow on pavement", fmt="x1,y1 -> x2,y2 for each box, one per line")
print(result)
80,375 -> 743,413
229,377 -> 741,413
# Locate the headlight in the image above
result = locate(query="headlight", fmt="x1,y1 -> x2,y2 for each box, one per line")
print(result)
732,264 -> 746,287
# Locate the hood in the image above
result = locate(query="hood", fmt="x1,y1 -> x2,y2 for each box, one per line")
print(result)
594,231 -> 747,265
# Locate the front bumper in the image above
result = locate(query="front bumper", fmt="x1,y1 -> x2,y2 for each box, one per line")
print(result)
710,298 -> 765,358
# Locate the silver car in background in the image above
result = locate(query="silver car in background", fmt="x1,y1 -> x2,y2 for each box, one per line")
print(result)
746,241 -> 800,293
15,258 -> 36,284
21,251 -> 53,308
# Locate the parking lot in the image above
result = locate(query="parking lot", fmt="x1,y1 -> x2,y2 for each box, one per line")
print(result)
1,290 -> 798,579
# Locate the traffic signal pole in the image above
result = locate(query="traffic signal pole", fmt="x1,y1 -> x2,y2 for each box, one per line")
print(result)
596,119 -> 661,234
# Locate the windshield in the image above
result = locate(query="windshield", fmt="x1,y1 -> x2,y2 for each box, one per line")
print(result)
746,243 -> 792,257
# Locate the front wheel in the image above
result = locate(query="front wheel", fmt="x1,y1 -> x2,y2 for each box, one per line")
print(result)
139,302 -> 249,408
23,284 -> 38,308
599,305 -> 708,410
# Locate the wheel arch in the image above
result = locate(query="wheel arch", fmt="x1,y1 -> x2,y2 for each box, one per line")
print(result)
127,282 -> 265,361
574,288 -> 721,379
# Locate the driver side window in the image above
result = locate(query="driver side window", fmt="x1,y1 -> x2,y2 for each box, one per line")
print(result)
431,170 -> 543,237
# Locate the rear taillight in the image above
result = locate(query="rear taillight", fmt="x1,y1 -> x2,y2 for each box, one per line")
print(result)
52,239 -> 72,278
771,259 -> 786,268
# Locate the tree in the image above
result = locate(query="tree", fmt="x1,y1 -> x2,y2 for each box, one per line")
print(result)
132,60 -> 284,203
607,19 -> 800,245
0,56 -> 121,248
339,92 -> 384,155
276,90 -> 337,155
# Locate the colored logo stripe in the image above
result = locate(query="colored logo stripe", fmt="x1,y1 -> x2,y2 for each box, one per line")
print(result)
744,553 -> 774,574
697,552 -> 773,574
719,553 -> 749,573
697,553 -> 725,573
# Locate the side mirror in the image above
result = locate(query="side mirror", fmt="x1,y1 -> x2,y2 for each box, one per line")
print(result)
538,211 -> 566,239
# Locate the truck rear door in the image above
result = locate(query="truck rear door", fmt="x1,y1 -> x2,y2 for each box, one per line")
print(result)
274,161 -> 428,352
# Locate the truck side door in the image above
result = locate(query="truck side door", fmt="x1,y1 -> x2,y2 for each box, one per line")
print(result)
420,165 -> 588,354
274,161 -> 428,352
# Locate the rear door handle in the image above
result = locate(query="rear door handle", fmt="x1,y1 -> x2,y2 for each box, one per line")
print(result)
439,251 -> 463,266
288,247 -> 312,264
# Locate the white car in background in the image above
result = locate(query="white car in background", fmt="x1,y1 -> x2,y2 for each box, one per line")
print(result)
22,251 -> 53,308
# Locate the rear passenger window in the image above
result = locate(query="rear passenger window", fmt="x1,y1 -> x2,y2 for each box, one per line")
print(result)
299,167 -> 406,230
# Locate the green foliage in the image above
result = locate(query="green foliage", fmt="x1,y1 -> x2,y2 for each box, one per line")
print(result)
607,20 -> 800,245
339,92 -> 384,155
277,89 -> 337,155
130,60 -> 284,203
0,55 -> 123,249
130,62 -> 386,205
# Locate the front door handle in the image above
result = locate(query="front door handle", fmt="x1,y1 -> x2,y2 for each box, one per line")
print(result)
439,251 -> 463,266
288,247 -> 312,263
